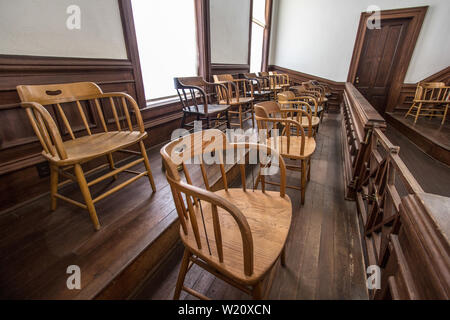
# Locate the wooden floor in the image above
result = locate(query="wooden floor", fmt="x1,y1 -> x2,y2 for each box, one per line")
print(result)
386,112 -> 450,165
0,143 -> 179,299
134,113 -> 369,300
385,124 -> 450,197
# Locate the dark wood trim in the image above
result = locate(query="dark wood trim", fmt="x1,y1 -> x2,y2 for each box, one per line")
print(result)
421,65 -> 450,83
261,0 -> 273,72
386,112 -> 450,166
195,0 -> 212,80
118,0 -> 146,108
248,0 -> 253,68
394,66 -> 450,112
269,64 -> 345,111
347,6 -> 428,113
211,63 -> 250,75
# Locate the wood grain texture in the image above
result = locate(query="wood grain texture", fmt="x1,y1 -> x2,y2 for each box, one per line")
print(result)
269,65 -> 344,112
134,113 -> 369,300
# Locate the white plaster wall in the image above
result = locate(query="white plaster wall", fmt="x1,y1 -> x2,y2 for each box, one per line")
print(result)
270,0 -> 450,83
210,0 -> 251,64
0,0 -> 127,59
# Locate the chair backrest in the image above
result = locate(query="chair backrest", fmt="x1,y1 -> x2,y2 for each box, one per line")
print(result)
160,129 -> 287,276
213,73 -> 253,101
255,101 -> 311,156
17,82 -> 144,160
416,82 -> 448,102
279,90 -> 318,117
174,77 -> 210,114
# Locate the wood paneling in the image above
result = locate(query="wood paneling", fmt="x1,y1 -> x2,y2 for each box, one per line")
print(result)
395,66 -> 450,112
347,7 -> 428,113
269,65 -> 345,112
210,63 -> 250,76
0,0 -> 187,212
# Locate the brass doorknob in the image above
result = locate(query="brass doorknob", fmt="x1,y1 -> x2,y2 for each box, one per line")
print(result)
355,76 -> 360,84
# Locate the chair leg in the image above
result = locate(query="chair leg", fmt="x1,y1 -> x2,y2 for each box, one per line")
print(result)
405,103 -> 415,118
301,159 -> 306,205
50,164 -> 58,211
140,141 -> 156,192
442,105 -> 448,125
74,164 -> 100,231
107,153 -> 117,180
252,282 -> 263,300
173,248 -> 191,300
226,110 -> 230,129
307,158 -> 311,182
181,112 -> 187,129
414,103 -> 423,124
251,102 -> 255,128
239,105 -> 243,129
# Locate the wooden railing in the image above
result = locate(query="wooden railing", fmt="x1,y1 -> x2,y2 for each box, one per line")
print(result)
341,83 -> 449,300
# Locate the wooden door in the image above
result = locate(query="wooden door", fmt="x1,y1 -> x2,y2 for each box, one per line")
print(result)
355,18 -> 410,115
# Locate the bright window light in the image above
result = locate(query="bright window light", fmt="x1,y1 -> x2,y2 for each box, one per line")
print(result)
131,0 -> 198,101
250,0 -> 266,73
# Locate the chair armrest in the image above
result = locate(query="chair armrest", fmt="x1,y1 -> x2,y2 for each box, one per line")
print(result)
173,178 -> 254,276
21,101 -> 67,159
98,92 -> 146,133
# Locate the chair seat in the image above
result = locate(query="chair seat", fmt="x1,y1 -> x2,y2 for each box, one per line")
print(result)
45,131 -> 147,165
181,188 -> 292,284
298,116 -> 320,127
184,104 -> 230,115
268,136 -> 316,159
219,97 -> 254,105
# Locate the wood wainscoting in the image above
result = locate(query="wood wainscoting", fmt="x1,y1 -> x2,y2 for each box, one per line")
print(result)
210,63 -> 250,77
394,66 -> 450,113
341,82 -> 450,300
268,65 -> 345,112
0,55 -> 186,212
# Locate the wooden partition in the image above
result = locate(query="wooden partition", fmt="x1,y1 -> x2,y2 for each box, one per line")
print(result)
341,82 -> 449,300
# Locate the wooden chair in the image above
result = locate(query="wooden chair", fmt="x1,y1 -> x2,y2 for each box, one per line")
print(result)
259,71 -> 283,100
255,101 -> 316,205
291,84 -> 327,122
269,71 -> 290,90
174,77 -> 230,130
161,129 -> 292,300
17,82 -> 156,230
242,73 -> 272,102
277,91 -> 320,136
405,82 -> 449,124
213,74 -> 255,129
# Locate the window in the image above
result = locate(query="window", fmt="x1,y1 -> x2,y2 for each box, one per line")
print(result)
250,0 -> 266,73
131,0 -> 198,101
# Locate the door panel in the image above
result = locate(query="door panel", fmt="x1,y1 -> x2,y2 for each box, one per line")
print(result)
355,18 -> 410,115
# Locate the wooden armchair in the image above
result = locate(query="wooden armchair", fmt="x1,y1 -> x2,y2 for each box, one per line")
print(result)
291,84 -> 327,121
213,74 -> 255,129
277,91 -> 320,135
259,71 -> 283,99
255,101 -> 316,205
242,73 -> 272,102
405,82 -> 449,124
161,129 -> 292,299
269,71 -> 291,90
17,82 -> 156,230
174,77 -> 230,130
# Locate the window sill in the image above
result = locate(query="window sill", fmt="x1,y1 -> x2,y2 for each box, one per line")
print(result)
144,96 -> 180,109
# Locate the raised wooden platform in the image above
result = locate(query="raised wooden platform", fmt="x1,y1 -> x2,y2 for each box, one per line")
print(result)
0,141 -> 239,299
386,112 -> 450,166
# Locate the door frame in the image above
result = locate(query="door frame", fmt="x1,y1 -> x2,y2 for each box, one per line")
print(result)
347,6 -> 428,113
